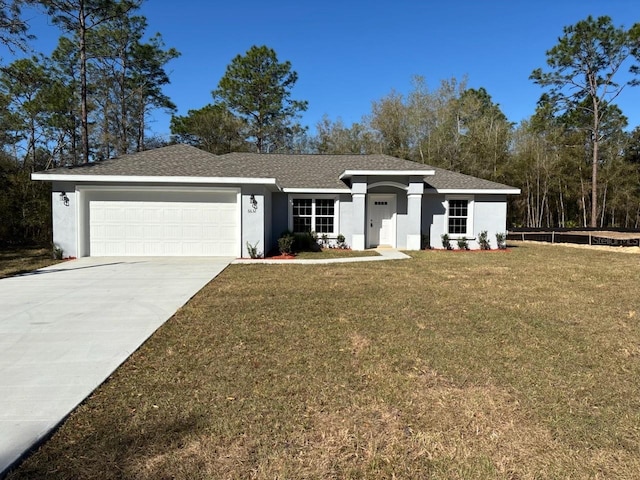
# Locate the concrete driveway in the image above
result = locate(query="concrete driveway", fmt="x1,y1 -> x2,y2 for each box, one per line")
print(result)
0,256 -> 233,476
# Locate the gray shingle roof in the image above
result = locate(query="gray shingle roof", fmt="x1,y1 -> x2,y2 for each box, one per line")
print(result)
425,166 -> 516,191
218,152 -> 436,189
34,144 -> 518,192
37,144 -> 225,178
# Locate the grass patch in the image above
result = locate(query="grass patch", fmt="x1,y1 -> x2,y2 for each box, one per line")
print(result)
7,242 -> 640,478
0,247 -> 61,279
294,248 -> 380,259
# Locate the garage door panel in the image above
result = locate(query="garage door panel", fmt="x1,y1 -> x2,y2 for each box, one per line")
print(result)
125,208 -> 142,223
143,242 -> 163,256
89,192 -> 238,257
124,241 -> 143,256
184,208 -> 203,223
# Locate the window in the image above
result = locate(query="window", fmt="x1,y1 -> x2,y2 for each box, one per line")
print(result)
446,197 -> 473,236
314,199 -> 335,233
291,197 -> 337,234
292,199 -> 312,232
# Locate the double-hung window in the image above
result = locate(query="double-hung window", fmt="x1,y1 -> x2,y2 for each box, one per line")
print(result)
446,197 -> 473,237
291,197 -> 337,234
292,199 -> 313,232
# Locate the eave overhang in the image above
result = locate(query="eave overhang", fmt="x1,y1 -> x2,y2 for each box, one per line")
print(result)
31,173 -> 282,191
282,187 -> 351,194
424,188 -> 522,195
339,169 -> 435,181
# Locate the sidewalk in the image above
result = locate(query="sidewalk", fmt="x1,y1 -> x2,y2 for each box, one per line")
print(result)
232,248 -> 411,265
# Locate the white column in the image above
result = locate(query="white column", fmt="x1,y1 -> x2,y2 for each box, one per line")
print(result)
241,188 -> 264,258
351,178 -> 367,250
406,179 -> 424,250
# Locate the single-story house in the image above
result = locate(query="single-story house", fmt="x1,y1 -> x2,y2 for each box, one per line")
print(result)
32,144 -> 520,258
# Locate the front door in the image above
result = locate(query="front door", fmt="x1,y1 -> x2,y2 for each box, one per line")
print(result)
368,194 -> 396,247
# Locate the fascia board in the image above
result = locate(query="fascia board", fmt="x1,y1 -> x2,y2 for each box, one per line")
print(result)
31,173 -> 280,187
283,188 -> 351,194
424,188 -> 521,195
339,170 -> 435,180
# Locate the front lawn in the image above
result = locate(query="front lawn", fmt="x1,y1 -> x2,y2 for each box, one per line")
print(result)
7,243 -> 640,479
0,247 -> 60,279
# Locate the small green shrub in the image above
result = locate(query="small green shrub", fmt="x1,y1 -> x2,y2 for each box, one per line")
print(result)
293,231 -> 321,252
564,220 -> 579,228
53,244 -> 64,259
293,232 -> 310,250
320,233 -> 328,247
336,233 -> 348,249
441,233 -> 452,250
246,241 -> 262,259
478,230 -> 491,250
277,234 -> 295,255
456,237 -> 469,250
495,232 -> 507,250
421,234 -> 430,250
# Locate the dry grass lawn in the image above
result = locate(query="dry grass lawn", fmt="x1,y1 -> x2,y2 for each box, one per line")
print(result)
6,242 -> 640,479
0,247 -> 60,279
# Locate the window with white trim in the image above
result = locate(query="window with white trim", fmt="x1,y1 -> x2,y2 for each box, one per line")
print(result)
448,199 -> 468,234
291,197 -> 337,234
446,196 -> 473,237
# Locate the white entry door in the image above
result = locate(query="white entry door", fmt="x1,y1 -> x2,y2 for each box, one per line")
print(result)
368,194 -> 396,247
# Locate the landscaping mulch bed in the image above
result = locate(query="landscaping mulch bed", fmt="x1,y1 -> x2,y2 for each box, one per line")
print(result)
257,248 -> 380,260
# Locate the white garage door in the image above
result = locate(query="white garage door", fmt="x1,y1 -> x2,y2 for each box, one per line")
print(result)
89,190 -> 238,256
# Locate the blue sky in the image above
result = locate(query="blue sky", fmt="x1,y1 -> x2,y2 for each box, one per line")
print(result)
16,0 -> 640,139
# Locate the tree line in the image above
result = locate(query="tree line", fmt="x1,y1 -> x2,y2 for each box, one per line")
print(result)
0,0 -> 178,245
1,7 -> 639,246
171,17 -> 640,230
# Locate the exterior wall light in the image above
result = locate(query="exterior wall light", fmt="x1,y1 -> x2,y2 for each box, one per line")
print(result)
60,192 -> 69,206
249,194 -> 258,211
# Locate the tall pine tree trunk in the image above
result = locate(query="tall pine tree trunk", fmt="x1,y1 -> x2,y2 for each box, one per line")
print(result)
591,99 -> 599,227
79,0 -> 90,163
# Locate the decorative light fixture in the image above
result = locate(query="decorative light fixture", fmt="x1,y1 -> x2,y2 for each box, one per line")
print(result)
249,194 -> 258,210
60,192 -> 69,206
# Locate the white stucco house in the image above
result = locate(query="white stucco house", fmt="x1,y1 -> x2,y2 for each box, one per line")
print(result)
31,144 -> 520,258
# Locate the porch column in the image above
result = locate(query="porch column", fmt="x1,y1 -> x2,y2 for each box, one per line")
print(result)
351,177 -> 367,250
406,178 -> 424,250
241,187 -> 265,258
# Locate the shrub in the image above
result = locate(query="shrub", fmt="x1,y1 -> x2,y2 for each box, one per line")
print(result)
495,232 -> 507,250
564,220 -> 579,228
293,232 -> 311,251
293,231 -> 321,252
336,233 -> 348,249
421,234 -> 431,250
246,241 -> 262,259
277,234 -> 295,255
441,233 -> 452,250
456,237 -> 469,250
53,244 -> 64,260
320,233 -> 328,247
478,230 -> 491,250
